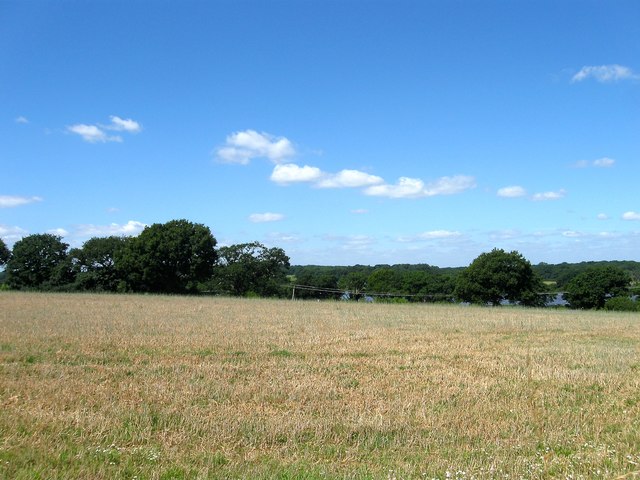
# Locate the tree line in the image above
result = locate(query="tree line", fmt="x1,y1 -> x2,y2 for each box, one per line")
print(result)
0,219 -> 290,297
290,250 -> 639,310
1,220 -> 638,310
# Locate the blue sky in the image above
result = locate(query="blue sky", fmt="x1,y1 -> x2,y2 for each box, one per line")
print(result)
1,0 -> 639,267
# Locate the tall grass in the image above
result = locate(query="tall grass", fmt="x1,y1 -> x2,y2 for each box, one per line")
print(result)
1,292 -> 639,479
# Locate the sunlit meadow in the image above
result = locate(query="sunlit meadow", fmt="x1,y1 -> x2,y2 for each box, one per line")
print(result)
1,292 -> 639,479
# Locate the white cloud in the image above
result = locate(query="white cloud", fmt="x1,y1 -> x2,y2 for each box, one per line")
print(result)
622,211 -> 640,221
248,212 -> 285,223
271,164 -> 385,190
572,64 -> 639,83
0,195 -> 43,208
351,209 -> 369,214
532,189 -> 566,201
270,163 -> 323,184
364,176 -> 426,198
217,130 -> 474,200
67,124 -> 122,143
316,169 -> 384,188
75,220 -> 147,237
216,130 -> 295,164
364,175 -> 475,199
106,115 -> 142,133
425,175 -> 476,196
497,185 -> 527,198
597,213 -> 609,220
15,116 -> 29,124
562,230 -> 583,238
67,116 -> 141,143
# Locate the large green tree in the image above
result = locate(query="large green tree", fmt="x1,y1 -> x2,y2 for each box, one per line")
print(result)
70,236 -> 130,291
117,219 -> 217,294
563,266 -> 631,309
455,248 -> 545,306
6,234 -> 69,289
212,242 -> 290,297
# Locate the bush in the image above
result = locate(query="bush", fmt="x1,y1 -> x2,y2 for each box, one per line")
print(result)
604,296 -> 638,312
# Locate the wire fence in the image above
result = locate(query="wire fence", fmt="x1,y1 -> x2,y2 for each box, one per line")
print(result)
286,283 -> 454,302
286,283 -> 566,305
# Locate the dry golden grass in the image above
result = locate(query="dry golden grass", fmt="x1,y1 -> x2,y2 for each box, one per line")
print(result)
1,292 -> 639,479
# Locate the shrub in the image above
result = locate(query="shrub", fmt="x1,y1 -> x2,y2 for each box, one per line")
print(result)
604,296 -> 638,312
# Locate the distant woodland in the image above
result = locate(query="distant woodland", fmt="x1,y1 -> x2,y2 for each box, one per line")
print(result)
289,260 -> 640,299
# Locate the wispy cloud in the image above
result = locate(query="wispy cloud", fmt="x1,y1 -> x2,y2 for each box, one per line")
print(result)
15,116 -> 29,124
488,229 -> 522,241
420,230 -> 462,239
216,130 -> 295,164
106,115 -> 142,133
47,228 -> 70,237
593,157 -> 616,168
67,124 -> 121,143
74,220 -> 147,237
0,195 -> 43,208
248,212 -> 285,223
597,213 -> 609,220
323,234 -> 376,251
425,175 -> 476,196
499,185 -> 569,202
572,64 -> 639,83
67,116 -> 142,143
266,232 -> 301,243
351,209 -> 369,215
574,157 -> 615,168
622,211 -> 640,221
398,230 -> 462,242
497,186 -> 527,198
532,189 -> 566,201
364,175 -> 475,199
0,224 -> 28,245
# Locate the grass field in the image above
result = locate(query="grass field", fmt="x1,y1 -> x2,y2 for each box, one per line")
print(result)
1,292 -> 639,479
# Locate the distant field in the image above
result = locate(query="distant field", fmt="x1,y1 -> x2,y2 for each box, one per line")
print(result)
1,292 -> 639,479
